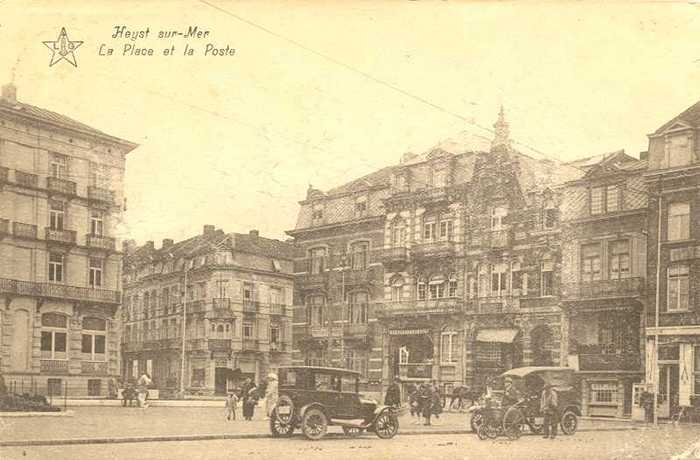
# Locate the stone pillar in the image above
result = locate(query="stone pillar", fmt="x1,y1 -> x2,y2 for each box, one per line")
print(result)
560,310 -> 570,367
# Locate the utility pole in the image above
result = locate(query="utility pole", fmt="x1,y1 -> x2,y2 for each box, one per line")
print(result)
179,260 -> 189,396
653,193 -> 662,426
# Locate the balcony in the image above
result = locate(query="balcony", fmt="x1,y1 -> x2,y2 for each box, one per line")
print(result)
40,359 -> 69,374
269,303 -> 286,316
242,339 -> 259,351
186,300 -> 206,314
488,230 -> 510,248
562,277 -> 645,301
411,240 -> 455,259
15,171 -> 38,188
376,247 -> 409,264
475,296 -> 521,314
87,186 -> 114,204
47,176 -> 77,196
0,278 -> 121,305
12,222 -> 37,239
187,338 -> 207,351
243,300 -> 259,313
377,298 -> 463,317
81,361 -> 108,375
211,298 -> 234,318
398,363 -> 432,380
86,234 -> 116,251
269,342 -> 288,352
0,218 -> 9,236
208,339 -> 231,352
45,227 -> 77,245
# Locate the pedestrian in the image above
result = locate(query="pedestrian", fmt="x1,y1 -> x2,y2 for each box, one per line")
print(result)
224,391 -> 238,421
264,372 -> 279,420
136,373 -> 152,408
384,377 -> 401,408
243,386 -> 258,421
541,383 -> 559,439
419,383 -> 434,426
430,380 -> 442,422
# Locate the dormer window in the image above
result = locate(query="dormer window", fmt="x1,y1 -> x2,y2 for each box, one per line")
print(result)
490,206 -> 507,230
355,196 -> 367,218
590,184 -> 621,215
666,133 -> 692,168
312,203 -> 324,223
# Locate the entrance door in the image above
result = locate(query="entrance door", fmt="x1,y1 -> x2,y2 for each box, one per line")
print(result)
215,368 -> 228,395
658,364 -> 679,418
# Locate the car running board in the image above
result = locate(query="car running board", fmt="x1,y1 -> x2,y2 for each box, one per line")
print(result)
330,419 -> 372,429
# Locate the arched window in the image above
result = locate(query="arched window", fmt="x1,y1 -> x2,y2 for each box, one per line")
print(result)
41,313 -> 68,360
82,317 -> 107,361
417,276 -> 427,301
390,276 -> 404,302
217,324 -> 225,339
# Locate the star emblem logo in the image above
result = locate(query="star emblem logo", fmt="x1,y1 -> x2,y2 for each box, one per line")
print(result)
43,28 -> 83,67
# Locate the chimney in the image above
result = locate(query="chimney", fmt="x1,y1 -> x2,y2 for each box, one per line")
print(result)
162,238 -> 174,249
249,229 -> 259,238
145,240 -> 155,250
203,225 -> 215,236
639,151 -> 649,161
1,83 -> 17,104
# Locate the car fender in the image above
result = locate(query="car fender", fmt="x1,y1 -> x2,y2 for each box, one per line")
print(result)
372,405 -> 395,420
561,405 -> 581,417
299,402 -> 328,420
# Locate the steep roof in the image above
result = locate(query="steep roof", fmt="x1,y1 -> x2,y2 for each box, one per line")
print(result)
652,100 -> 700,136
229,232 -> 300,260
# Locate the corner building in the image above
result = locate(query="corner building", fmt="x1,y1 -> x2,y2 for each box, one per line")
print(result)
0,83 -> 137,397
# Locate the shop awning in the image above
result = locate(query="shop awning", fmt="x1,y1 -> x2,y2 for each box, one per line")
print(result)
476,328 -> 519,343
389,328 -> 430,336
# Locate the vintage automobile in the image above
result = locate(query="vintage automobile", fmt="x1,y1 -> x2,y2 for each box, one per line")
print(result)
470,366 -> 582,438
269,366 -> 399,441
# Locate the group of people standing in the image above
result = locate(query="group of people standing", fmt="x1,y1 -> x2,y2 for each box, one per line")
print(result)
224,372 -> 279,422
385,378 -> 443,426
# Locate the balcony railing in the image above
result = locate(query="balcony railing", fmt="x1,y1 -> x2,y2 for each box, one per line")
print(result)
208,339 -> 231,352
305,358 -> 328,367
12,222 -> 37,239
81,361 -> 108,375
376,247 -> 409,264
0,166 -> 8,182
0,278 -> 121,304
0,218 -> 9,235
86,234 -> 116,251
377,298 -> 463,317
15,171 -> 38,188
47,176 -> 77,195
269,342 -> 288,352
45,227 -> 77,245
475,296 -> 520,314
562,277 -> 645,300
87,186 -> 114,204
243,300 -> 259,313
187,338 -> 207,351
40,359 -> 69,374
269,303 -> 286,316
242,339 -> 259,351
411,240 -> 455,258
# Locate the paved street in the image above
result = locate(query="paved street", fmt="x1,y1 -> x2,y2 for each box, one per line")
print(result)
2,426 -> 700,460
0,406 -> 638,443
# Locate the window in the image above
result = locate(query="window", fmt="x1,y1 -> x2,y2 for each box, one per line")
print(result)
350,241 -> 369,270
391,220 -> 406,247
399,346 -> 410,365
89,258 -> 103,287
49,201 -> 64,230
48,253 -> 64,282
491,264 -> 507,296
590,382 -> 617,404
441,330 -> 458,363
439,220 -> 454,241
308,295 -> 325,326
694,346 -> 700,396
270,286 -> 284,305
668,202 -> 690,241
667,134 -> 692,168
448,274 -> 457,298
50,153 -> 67,179
309,247 -> 327,274
417,277 -> 427,301
191,368 -> 205,387
477,342 -> 501,363
668,264 -> 690,312
162,288 -> 170,315
540,261 -> 554,296
431,167 -> 447,187
429,275 -> 446,299
197,281 -> 207,299
423,219 -> 437,241
87,379 -> 102,397
348,291 -> 368,324
543,198 -> 557,229
243,322 -> 253,338
270,325 -> 280,344
48,378 -> 62,396
355,196 -> 367,218
606,185 -> 620,213
216,279 -> 229,299
590,186 -> 604,215
41,313 -> 67,360
491,206 -> 507,230
243,282 -> 254,302
391,276 -> 404,301
581,243 -> 601,282
312,203 -> 324,223
609,240 -> 630,280
90,211 -> 103,236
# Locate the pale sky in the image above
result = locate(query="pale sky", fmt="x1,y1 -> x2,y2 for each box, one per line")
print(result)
1,1 -> 699,244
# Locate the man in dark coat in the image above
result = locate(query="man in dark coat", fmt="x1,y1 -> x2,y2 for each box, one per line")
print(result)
419,383 -> 434,426
541,384 -> 559,439
384,377 -> 401,408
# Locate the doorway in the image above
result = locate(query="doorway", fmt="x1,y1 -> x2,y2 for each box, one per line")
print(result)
658,364 -> 679,419
215,368 -> 228,395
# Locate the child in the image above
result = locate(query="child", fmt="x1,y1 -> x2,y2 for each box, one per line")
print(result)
224,391 -> 238,421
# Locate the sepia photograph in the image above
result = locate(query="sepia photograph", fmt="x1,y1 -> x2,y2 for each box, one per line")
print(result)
0,1 -> 699,458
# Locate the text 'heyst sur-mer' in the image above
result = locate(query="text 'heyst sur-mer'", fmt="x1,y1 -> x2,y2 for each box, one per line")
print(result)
99,26 -> 236,57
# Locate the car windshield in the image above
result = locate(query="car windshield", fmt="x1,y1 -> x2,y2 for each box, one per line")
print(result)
340,374 -> 358,393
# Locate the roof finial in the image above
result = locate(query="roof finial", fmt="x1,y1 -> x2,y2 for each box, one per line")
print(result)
492,105 -> 510,150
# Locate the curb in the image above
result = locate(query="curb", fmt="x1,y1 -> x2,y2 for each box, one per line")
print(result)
0,410 -> 75,418
0,426 -> 644,448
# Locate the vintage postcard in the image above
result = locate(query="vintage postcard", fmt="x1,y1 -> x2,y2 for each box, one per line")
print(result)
0,1 -> 699,459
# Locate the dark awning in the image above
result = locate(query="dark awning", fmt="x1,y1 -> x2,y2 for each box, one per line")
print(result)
476,329 -> 519,343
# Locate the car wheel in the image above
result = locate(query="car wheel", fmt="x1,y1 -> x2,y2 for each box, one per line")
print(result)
470,412 -> 483,432
275,395 -> 294,425
270,410 -> 295,438
374,411 -> 399,439
526,416 -> 544,434
560,411 -> 578,435
342,426 -> 364,438
503,406 -> 525,441
301,408 -> 328,441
